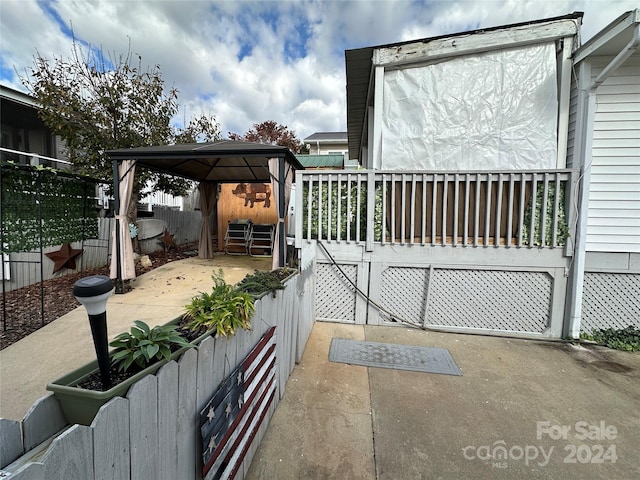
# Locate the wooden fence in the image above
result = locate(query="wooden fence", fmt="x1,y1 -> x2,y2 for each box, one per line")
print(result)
0,270 -> 315,480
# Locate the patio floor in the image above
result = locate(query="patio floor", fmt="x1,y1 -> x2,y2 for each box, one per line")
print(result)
246,322 -> 640,480
0,255 -> 271,421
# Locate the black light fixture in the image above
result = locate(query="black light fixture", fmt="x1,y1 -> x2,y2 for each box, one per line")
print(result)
73,275 -> 114,389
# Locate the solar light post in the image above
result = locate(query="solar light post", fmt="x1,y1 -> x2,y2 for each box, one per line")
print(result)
73,275 -> 114,389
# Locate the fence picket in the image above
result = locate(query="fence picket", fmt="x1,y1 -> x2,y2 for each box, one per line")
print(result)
40,424 -> 93,479
92,397 -> 130,480
128,375 -> 159,480
157,361 -> 179,480
176,348 -> 198,480
0,418 -> 23,468
22,394 -> 66,452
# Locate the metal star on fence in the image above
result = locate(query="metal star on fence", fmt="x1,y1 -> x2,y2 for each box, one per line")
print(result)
45,243 -> 83,274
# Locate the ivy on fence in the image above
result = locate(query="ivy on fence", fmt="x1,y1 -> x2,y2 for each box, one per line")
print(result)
302,181 -> 384,242
1,163 -> 99,253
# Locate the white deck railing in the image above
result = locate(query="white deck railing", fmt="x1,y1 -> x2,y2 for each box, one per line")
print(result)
296,170 -> 578,251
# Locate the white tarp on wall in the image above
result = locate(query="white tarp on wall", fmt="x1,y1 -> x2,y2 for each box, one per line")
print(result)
381,43 -> 558,170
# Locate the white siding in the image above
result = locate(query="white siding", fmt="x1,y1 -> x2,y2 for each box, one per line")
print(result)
587,56 -> 640,253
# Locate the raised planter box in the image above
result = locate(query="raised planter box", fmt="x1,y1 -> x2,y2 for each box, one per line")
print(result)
46,316 -> 213,426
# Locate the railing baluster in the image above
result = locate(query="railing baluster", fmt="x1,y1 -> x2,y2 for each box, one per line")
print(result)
518,173 -> 526,247
506,174 -> 514,248
431,174 -> 437,246
391,174 -> 396,245
346,174 -> 351,243
540,173 -> 549,247
463,174 -> 470,247
441,174 -> 448,246
421,174 -> 427,245
410,174 -> 417,245
552,173 -> 560,248
401,174 -> 407,245
474,173 -> 481,247
327,175 -> 333,241
484,173 -> 492,247
381,174 -> 387,245
318,175 -> 324,241
529,174 -> 538,248
306,176 -> 312,242
453,174 -> 459,247
336,174 -> 342,242
495,174 -> 503,248
356,174 -> 362,243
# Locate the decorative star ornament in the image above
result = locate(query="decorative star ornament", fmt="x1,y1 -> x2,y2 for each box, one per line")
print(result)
161,228 -> 176,251
45,243 -> 83,274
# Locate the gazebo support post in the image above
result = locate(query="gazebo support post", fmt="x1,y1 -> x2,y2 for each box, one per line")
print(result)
112,159 -> 123,294
278,156 -> 286,268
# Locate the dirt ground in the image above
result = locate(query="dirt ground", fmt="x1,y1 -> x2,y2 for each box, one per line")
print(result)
0,247 -> 196,350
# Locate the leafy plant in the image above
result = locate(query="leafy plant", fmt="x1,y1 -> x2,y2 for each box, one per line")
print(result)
580,325 -> 640,352
184,270 -> 255,337
236,268 -> 295,297
110,320 -> 193,372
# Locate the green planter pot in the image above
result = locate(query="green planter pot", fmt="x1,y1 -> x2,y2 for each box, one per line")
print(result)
46,316 -> 214,426
46,356 -> 169,426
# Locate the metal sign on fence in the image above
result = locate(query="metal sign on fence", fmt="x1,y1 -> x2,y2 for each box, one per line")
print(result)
200,326 -> 277,480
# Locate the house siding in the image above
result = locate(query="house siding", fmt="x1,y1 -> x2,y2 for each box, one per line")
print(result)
587,56 -> 640,253
566,74 -> 579,168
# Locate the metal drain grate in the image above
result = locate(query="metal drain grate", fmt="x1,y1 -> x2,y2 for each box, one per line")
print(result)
329,338 -> 462,376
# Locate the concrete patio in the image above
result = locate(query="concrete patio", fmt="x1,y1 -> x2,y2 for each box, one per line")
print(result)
246,322 -> 640,480
0,255 -> 272,421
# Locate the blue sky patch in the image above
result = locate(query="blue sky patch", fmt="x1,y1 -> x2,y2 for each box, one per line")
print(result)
38,0 -> 74,38
284,19 -> 311,63
0,58 -> 15,83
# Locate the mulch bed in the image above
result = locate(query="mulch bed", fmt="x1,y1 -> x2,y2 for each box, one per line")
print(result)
0,247 -> 196,351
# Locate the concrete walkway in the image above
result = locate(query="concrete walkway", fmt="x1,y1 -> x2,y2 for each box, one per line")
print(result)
246,322 -> 640,480
0,255 -> 271,421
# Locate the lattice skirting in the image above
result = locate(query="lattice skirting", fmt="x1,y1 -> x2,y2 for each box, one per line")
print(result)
425,269 -> 552,333
314,260 -> 555,333
315,262 -> 357,323
581,272 -> 640,333
376,266 -> 552,333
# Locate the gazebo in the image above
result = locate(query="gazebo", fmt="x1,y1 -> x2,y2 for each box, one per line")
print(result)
107,140 -> 304,292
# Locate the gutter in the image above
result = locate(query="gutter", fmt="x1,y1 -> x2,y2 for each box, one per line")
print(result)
567,21 -> 640,338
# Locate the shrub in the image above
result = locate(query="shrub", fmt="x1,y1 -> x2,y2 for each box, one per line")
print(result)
184,269 -> 255,337
110,320 -> 193,372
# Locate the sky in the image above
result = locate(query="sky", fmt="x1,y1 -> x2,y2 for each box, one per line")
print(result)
1,0 -> 637,142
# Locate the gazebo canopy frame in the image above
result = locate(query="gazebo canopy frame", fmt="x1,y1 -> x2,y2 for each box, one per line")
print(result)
107,140 -> 304,292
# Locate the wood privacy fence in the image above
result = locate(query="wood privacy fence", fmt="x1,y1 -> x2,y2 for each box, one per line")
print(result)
0,270 -> 315,480
295,169 -> 577,251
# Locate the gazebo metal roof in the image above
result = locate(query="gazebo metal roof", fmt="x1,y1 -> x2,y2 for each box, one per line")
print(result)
107,140 -> 304,184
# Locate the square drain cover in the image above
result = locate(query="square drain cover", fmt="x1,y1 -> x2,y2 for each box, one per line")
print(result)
329,338 -> 462,376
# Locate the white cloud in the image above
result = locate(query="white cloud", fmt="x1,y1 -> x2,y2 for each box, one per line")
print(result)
2,0 -> 638,141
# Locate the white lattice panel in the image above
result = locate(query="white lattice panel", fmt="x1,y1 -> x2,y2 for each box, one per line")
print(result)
426,269 -> 552,333
379,267 -> 429,324
581,273 -> 640,333
315,262 -> 357,323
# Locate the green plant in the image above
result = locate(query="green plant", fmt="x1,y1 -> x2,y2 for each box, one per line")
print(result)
580,325 -> 640,352
110,320 -> 193,372
184,270 -> 255,337
236,269 -> 294,297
